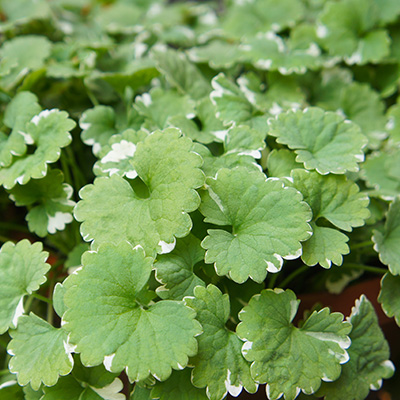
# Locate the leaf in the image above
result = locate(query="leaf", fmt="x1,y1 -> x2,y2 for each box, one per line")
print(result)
0,240 -> 50,334
151,369 -> 208,400
169,98 -> 226,145
134,88 -> 195,131
373,197 -> 400,275
152,48 -> 210,100
361,149 -> 400,199
42,359 -> 124,400
0,109 -> 76,190
378,273 -> 400,326
7,313 -> 73,390
155,235 -> 205,301
267,107 -> 367,174
184,285 -> 257,400
317,296 -> 395,400
93,129 -> 148,179
63,242 -> 202,382
0,376 -> 24,400
0,35 -> 52,89
291,169 -> 370,267
1,91 -> 41,168
79,106 -> 118,156
266,149 -> 302,178
75,128 -> 205,256
237,289 -> 352,400
199,167 -> 312,283
8,169 -> 75,237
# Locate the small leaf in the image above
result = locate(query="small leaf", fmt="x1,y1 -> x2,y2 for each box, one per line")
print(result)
317,295 -> 395,400
291,169 -> 370,267
268,107 -> 367,174
373,197 -> 400,275
378,272 -> 400,326
151,369 -> 208,400
184,285 -> 257,400
266,149 -> 302,178
0,109 -> 76,190
8,313 -> 73,390
63,242 -> 202,382
75,128 -> 205,256
155,235 -> 205,301
237,289 -> 352,400
0,240 -> 50,334
200,167 -> 312,283
8,169 -> 75,237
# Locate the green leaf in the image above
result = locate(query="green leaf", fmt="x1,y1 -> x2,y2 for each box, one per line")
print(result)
151,369 -> 208,400
8,169 -> 75,237
0,240 -> 50,334
75,128 -> 205,256
0,35 -> 52,89
317,295 -> 395,400
93,129 -> 148,179
373,197 -> 400,275
8,313 -> 73,390
0,377 -> 24,400
237,289 -> 352,400
80,106 -> 118,156
267,107 -> 367,175
184,285 -> 257,400
0,109 -> 76,190
155,235 -> 205,301
200,167 -> 312,283
63,242 -> 202,382
152,48 -> 210,100
291,169 -> 370,267
379,273 -> 400,326
1,91 -> 41,168
266,149 -> 302,178
169,98 -> 226,145
361,149 -> 400,199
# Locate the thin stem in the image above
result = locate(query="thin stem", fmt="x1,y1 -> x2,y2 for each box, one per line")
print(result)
65,146 -> 86,191
60,153 -> 73,187
86,87 -> 99,106
0,368 -> 10,376
351,240 -> 374,250
342,263 -> 386,275
279,265 -> 309,289
31,293 -> 52,305
0,221 -> 29,233
267,272 -> 279,289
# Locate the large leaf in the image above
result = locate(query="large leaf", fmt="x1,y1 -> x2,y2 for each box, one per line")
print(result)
317,296 -> 394,400
200,167 -> 312,283
8,313 -> 73,390
184,285 -> 257,400
0,109 -> 76,189
237,289 -> 352,400
8,169 -> 75,237
267,107 -> 367,174
378,272 -> 400,326
373,197 -> 400,275
75,128 -> 204,256
155,235 -> 205,301
291,169 -> 370,268
0,240 -> 50,334
63,242 -> 202,382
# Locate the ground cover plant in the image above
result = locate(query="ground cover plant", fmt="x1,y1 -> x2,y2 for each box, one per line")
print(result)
0,0 -> 400,399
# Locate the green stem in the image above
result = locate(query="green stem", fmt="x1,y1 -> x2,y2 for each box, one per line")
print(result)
0,368 -> 10,376
86,87 -> 99,106
279,265 -> 309,289
267,272 -> 279,289
60,153 -> 73,187
31,293 -> 52,305
342,263 -> 386,275
351,240 -> 374,250
65,146 -> 86,191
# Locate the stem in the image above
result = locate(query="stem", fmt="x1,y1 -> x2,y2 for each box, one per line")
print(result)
60,153 -> 73,187
351,240 -> 374,250
86,87 -> 99,106
31,293 -> 52,305
342,263 -> 386,275
279,265 -> 309,289
65,146 -> 86,191
0,369 -> 10,376
0,222 -> 29,233
267,272 -> 279,289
